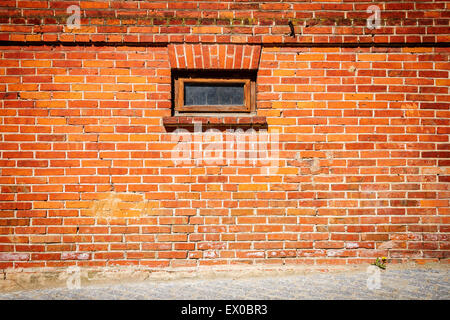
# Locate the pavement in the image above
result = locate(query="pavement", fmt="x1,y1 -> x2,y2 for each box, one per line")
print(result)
0,266 -> 448,300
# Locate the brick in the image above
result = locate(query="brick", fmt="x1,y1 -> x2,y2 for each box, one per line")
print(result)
0,253 -> 29,261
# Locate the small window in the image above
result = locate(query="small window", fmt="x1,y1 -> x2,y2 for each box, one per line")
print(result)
184,81 -> 245,107
173,72 -> 256,114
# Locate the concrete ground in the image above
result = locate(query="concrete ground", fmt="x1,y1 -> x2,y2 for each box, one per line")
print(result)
0,265 -> 448,300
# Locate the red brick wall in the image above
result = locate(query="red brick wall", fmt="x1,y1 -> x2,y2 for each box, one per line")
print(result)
1,0 -> 449,44
0,1 -> 449,269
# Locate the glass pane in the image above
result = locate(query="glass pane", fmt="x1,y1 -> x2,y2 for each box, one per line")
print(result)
184,82 -> 244,106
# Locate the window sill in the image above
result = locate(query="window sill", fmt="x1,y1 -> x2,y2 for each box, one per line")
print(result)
163,116 -> 267,128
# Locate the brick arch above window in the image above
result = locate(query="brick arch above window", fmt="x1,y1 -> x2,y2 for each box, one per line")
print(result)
168,44 -> 261,70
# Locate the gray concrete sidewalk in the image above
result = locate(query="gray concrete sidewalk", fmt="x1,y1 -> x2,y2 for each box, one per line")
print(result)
0,267 -> 448,300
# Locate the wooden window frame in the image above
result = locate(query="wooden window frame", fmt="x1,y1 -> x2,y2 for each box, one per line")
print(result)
174,77 -> 255,113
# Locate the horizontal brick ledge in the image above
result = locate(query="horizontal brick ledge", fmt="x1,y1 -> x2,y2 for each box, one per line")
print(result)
163,116 -> 267,128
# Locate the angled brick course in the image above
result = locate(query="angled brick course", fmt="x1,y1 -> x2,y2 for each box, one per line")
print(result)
168,44 -> 261,70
